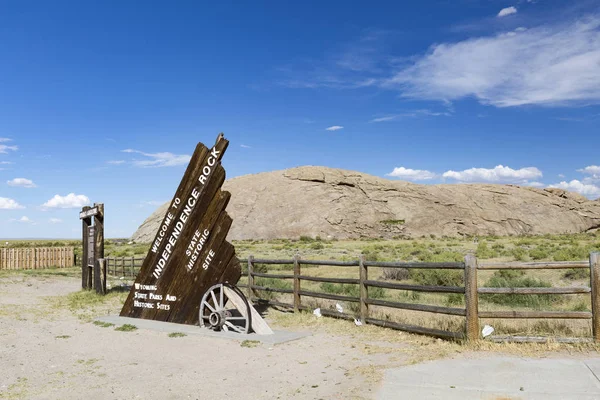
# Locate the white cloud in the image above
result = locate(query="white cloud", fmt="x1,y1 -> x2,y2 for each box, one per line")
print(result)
0,197 -> 24,209
0,161 -> 13,165
42,193 -> 90,209
0,138 -> 11,142
240,144 -> 252,148
325,126 -> 344,131
18,216 -> 32,223
443,165 -> 543,183
558,173 -> 566,178
549,180 -> 600,199
371,109 -> 451,122
387,167 -> 437,181
107,160 -> 125,165
578,165 -> 600,179
121,149 -> 191,167
7,178 -> 36,188
498,6 -> 517,18
0,144 -> 18,153
386,17 -> 600,107
371,116 -> 398,123
49,218 -> 62,224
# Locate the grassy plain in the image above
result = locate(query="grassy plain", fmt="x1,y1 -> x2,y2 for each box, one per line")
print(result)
3,232 -> 600,338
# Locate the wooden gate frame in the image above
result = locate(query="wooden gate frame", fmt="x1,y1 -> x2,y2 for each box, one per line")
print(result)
80,203 -> 105,293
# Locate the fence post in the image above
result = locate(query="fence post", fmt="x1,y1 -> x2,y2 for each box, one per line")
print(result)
464,254 -> 479,341
293,254 -> 301,311
131,256 -> 135,277
359,255 -> 369,322
247,255 -> 255,301
590,252 -> 600,342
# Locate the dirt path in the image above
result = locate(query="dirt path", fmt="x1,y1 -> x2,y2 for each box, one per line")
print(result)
5,274 -> 600,399
0,275 -> 405,399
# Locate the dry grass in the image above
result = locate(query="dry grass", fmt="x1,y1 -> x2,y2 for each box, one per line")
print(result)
4,233 -> 600,339
267,308 -> 600,363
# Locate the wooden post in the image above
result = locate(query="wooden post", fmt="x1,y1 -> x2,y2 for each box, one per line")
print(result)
94,258 -> 106,295
293,254 -> 301,311
94,204 -> 104,286
81,206 -> 91,289
590,252 -> 600,342
131,256 -> 135,277
247,255 -> 255,301
359,255 -> 369,322
464,254 -> 479,341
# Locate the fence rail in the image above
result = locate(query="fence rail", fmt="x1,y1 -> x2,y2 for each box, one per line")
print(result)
0,247 -> 74,270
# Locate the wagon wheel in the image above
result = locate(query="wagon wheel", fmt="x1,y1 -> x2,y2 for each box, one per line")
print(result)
199,283 -> 251,334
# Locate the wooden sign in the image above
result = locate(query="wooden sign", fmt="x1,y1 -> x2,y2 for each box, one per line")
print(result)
87,226 -> 95,267
79,207 -> 99,219
120,134 -> 242,325
80,203 -> 104,292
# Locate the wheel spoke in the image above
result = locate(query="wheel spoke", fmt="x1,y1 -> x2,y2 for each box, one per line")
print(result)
210,290 -> 219,311
224,321 -> 244,333
219,286 -> 224,309
225,316 -> 246,321
204,301 -> 215,313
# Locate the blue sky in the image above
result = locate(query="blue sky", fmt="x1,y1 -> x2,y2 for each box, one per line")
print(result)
1,0 -> 599,238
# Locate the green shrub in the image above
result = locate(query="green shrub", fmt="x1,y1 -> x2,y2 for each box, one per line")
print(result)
320,282 -> 359,298
570,301 -> 589,312
398,290 -> 421,302
252,263 -> 269,273
115,324 -> 137,332
481,272 -> 560,309
510,247 -> 528,261
476,241 -> 496,259
380,219 -> 405,225
410,269 -> 463,286
529,248 -> 549,260
254,277 -> 291,300
446,293 -> 464,306
494,269 -> 525,279
563,268 -> 590,280
492,243 -> 505,251
319,282 -> 385,300
381,268 -> 410,281
553,246 -> 589,261
361,249 -> 379,262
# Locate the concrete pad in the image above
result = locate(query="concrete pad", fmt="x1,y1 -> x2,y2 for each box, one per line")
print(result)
377,356 -> 600,400
97,315 -> 310,345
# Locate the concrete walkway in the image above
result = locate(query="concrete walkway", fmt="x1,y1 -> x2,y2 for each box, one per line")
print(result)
377,355 -> 600,399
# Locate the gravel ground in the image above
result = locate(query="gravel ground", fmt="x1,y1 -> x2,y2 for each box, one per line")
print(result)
0,275 -> 402,399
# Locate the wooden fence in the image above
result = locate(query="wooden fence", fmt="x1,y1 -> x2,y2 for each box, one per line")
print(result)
105,252 -> 600,343
0,247 -> 75,270
105,256 -> 145,277
240,253 -> 600,343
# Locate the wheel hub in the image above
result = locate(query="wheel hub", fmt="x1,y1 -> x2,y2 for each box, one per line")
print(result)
208,311 -> 222,328
199,283 -> 252,334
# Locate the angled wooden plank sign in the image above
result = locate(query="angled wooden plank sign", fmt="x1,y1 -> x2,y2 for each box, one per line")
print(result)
120,133 -> 242,325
